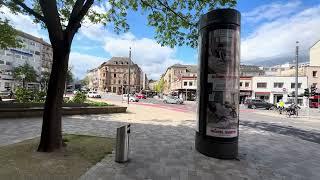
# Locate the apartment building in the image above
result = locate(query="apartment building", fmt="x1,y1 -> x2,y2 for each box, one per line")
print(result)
97,57 -> 142,94
0,31 -> 53,91
310,40 -> 320,66
251,76 -> 308,106
239,77 -> 253,103
87,68 -> 100,91
162,64 -> 197,100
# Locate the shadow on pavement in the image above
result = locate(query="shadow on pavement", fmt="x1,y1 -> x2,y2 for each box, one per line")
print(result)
240,120 -> 320,144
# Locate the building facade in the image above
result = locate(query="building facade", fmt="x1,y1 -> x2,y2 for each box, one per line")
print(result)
310,40 -> 320,66
162,64 -> 197,100
0,31 -> 53,91
97,57 -> 142,94
239,77 -> 253,103
278,65 -> 320,89
87,68 -> 100,91
251,76 -> 308,106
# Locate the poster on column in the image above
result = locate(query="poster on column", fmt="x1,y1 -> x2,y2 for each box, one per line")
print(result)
206,29 -> 240,138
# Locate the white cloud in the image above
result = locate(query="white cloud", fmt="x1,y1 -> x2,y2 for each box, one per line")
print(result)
103,32 -> 183,79
0,6 -> 44,38
242,4 -> 320,61
69,52 -> 107,79
243,1 -> 301,23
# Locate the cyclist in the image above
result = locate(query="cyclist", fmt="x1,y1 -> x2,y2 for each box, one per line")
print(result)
278,100 -> 285,114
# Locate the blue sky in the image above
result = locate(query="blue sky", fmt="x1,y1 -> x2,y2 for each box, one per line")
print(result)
2,0 -> 320,79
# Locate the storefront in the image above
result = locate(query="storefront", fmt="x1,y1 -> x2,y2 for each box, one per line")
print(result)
239,90 -> 252,104
255,92 -> 270,102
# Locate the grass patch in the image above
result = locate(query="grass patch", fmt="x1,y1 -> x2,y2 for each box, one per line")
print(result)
85,100 -> 113,107
0,134 -> 114,180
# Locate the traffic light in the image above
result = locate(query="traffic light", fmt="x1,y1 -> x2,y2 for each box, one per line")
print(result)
304,88 -> 310,97
311,85 -> 317,96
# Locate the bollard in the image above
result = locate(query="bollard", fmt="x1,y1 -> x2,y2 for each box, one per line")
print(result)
115,124 -> 130,163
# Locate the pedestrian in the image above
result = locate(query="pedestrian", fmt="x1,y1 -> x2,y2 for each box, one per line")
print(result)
9,90 -> 13,99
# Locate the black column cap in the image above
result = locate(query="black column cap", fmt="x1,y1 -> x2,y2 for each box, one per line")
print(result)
199,9 -> 241,30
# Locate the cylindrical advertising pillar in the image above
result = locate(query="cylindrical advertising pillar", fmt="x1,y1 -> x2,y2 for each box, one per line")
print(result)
195,9 -> 241,159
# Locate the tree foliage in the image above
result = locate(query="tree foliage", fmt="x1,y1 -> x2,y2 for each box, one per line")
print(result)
2,0 -> 236,48
0,18 -> 23,49
12,63 -> 38,83
154,78 -> 165,93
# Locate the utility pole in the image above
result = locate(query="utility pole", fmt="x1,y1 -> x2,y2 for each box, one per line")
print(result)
127,47 -> 131,104
295,41 -> 299,105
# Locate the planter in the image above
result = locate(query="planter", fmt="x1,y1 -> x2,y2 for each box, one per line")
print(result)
0,106 -> 127,118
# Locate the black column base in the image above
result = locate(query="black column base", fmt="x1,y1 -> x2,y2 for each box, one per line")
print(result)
195,132 -> 238,159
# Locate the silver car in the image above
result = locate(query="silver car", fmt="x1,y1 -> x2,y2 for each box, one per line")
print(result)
163,96 -> 183,104
122,94 -> 139,102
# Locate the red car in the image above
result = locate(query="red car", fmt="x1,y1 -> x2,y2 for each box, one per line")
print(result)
135,94 -> 146,99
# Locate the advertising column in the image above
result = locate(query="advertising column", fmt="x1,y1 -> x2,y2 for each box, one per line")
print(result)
195,9 -> 241,159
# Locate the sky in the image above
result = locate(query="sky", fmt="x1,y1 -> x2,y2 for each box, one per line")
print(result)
1,0 -> 320,80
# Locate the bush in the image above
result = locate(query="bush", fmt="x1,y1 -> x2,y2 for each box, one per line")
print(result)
72,92 -> 87,103
14,88 -> 33,103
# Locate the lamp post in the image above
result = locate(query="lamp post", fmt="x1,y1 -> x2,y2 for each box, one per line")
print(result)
20,74 -> 26,88
295,41 -> 299,105
195,9 -> 241,159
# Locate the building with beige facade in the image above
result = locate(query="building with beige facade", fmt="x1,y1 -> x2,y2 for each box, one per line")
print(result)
278,65 -> 320,89
162,64 -> 197,100
97,57 -> 142,94
310,40 -> 320,66
87,68 -> 100,91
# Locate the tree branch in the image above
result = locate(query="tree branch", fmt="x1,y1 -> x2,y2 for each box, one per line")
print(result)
39,0 -> 64,48
65,0 -> 94,44
155,0 -> 195,26
12,0 -> 45,22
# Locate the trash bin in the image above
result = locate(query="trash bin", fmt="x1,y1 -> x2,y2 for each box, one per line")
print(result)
115,124 -> 130,163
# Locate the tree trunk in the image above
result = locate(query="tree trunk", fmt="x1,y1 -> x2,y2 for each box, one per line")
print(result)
37,44 -> 70,152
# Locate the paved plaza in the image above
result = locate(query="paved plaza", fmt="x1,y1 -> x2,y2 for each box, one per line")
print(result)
1,103 -> 320,180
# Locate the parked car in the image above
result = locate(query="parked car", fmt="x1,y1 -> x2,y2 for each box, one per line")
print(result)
87,91 -> 101,98
136,93 -> 146,99
246,99 -> 274,109
123,94 -> 139,102
163,96 -> 183,104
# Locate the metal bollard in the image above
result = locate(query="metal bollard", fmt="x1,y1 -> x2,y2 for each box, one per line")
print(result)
115,124 -> 130,163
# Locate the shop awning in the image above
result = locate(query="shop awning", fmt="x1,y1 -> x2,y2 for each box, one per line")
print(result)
255,92 -> 270,95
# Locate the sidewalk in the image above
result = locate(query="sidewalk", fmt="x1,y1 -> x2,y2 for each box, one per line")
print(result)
1,104 -> 320,179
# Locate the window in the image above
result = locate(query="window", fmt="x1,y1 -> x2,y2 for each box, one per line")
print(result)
313,71 -> 317,77
240,82 -> 243,87
115,61 -> 118,64
189,82 -> 193,86
184,82 -> 187,86
245,82 -> 249,87
118,80 -> 121,84
312,83 -> 317,87
15,54 -> 21,59
291,83 -> 302,89
6,62 -> 11,65
22,56 -> 28,60
30,42 -> 35,46
6,52 -> 12,56
35,51 -> 40,55
114,73 -> 116,78
257,83 -> 267,88
0,60 -> 4,64
274,82 -> 284,88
